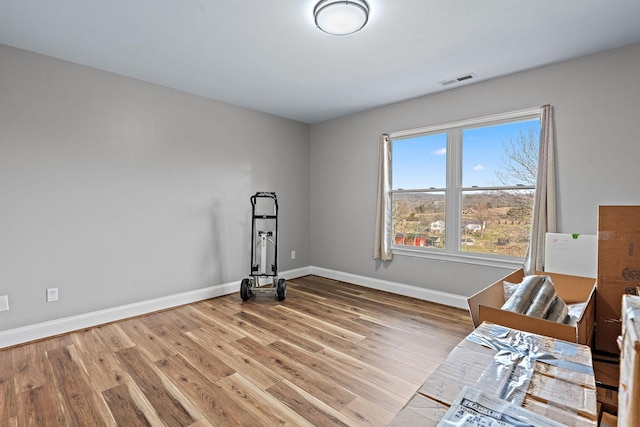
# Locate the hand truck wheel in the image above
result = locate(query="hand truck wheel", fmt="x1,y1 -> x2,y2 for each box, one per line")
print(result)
240,278 -> 252,301
276,278 -> 286,301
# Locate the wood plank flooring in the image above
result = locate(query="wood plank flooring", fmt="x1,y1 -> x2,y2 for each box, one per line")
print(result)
0,275 -> 473,426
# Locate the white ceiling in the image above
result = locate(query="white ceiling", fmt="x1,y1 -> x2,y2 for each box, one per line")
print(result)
2,0 -> 640,124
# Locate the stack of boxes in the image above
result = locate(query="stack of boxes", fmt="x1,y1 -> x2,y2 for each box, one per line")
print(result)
391,205 -> 640,426
596,206 -> 640,354
594,205 -> 640,421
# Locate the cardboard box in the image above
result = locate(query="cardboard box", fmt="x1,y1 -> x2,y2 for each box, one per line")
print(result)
592,355 -> 619,414
596,275 -> 638,353
600,411 -> 618,427
618,295 -> 640,427
417,322 -> 598,426
596,384 -> 618,416
467,268 -> 596,345
596,205 -> 640,354
387,393 -> 448,427
596,317 -> 623,355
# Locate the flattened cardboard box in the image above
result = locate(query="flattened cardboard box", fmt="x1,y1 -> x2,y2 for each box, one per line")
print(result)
418,322 -> 597,427
597,205 -> 640,354
467,268 -> 596,344
618,295 -> 640,427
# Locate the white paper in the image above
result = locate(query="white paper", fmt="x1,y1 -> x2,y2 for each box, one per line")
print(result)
544,233 -> 597,278
437,386 -> 565,427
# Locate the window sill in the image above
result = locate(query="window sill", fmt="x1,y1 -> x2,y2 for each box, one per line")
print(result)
392,246 -> 524,270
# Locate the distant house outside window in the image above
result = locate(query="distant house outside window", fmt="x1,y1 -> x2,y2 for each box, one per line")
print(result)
389,109 -> 541,264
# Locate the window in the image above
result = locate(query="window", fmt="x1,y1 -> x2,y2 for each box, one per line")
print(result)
389,109 -> 541,264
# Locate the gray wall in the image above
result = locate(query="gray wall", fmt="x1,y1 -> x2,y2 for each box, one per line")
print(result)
3,41 -> 640,333
310,43 -> 640,297
0,44 -> 311,331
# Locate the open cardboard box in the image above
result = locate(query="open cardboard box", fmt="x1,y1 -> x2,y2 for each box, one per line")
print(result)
467,268 -> 596,345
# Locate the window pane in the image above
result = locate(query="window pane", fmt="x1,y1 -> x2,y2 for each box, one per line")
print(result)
392,192 -> 445,248
460,189 -> 534,257
462,119 -> 540,187
392,133 -> 447,190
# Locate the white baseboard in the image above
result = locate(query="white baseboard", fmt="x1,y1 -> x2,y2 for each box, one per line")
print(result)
0,281 -> 236,349
0,267 -> 312,349
309,266 -> 469,309
0,265 -> 467,348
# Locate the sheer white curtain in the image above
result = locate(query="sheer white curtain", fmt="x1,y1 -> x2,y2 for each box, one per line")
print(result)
373,134 -> 392,260
525,105 -> 557,274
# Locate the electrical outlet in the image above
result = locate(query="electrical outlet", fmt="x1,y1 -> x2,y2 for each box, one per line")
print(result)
291,250 -> 296,260
47,288 -> 59,302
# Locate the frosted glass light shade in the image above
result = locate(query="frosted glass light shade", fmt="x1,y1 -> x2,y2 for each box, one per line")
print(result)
314,0 -> 370,35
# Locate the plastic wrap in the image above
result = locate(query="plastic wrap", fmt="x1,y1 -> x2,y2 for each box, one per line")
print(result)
501,275 -> 548,313
466,326 -> 594,375
475,352 -> 533,406
500,275 -> 572,324
503,280 -> 519,301
565,302 -> 587,326
525,278 -> 557,318
465,325 -> 598,421
545,296 -> 569,323
418,323 -> 598,426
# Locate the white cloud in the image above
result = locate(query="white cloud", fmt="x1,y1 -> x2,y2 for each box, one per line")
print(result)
473,164 -> 485,171
434,147 -> 446,156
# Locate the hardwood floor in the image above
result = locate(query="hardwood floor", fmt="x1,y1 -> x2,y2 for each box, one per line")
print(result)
0,275 -> 473,426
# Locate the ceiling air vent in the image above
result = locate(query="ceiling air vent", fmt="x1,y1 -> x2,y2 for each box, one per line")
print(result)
439,73 -> 477,87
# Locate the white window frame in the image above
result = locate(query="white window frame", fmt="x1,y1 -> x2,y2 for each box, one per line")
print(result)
388,108 -> 542,269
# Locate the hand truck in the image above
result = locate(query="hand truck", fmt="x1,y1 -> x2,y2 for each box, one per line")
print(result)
240,192 -> 286,301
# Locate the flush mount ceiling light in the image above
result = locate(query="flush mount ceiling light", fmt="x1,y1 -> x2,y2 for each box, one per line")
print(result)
314,0 -> 370,35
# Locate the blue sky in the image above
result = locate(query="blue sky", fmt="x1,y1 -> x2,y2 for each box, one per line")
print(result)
392,119 -> 540,189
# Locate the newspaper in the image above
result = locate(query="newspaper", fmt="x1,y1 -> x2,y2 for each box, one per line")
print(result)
437,386 -> 565,427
